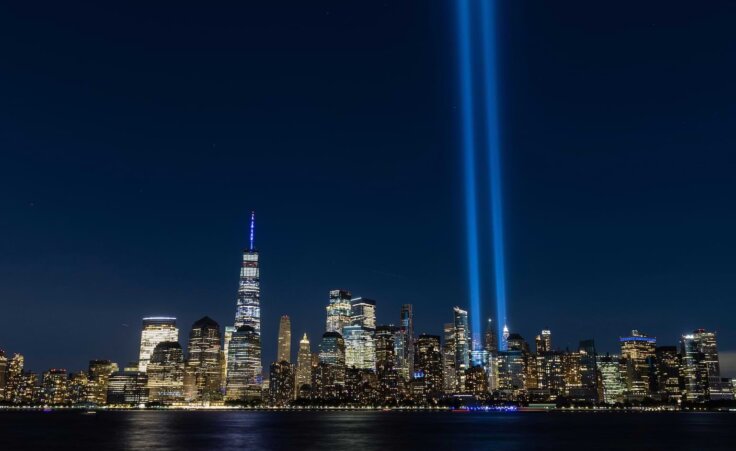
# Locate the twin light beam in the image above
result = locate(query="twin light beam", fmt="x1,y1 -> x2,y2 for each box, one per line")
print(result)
457,0 -> 508,357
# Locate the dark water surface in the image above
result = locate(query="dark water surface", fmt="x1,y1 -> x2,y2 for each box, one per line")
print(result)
1,410 -> 734,450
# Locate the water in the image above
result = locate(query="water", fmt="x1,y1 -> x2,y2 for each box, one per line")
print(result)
1,410 -> 734,450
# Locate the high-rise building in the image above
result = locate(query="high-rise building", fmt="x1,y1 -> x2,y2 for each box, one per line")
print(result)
68,371 -> 89,404
41,369 -> 70,405
107,371 -> 149,405
269,360 -> 294,406
535,330 -> 552,353
350,298 -> 376,331
413,334 -> 443,403
87,360 -> 117,405
138,317 -> 178,373
225,325 -> 262,401
442,322 -> 457,393
681,329 -> 730,402
222,325 -> 237,391
295,333 -> 312,395
395,304 -> 414,382
4,353 -> 24,403
277,315 -> 292,363
184,316 -> 222,403
325,289 -> 352,334
578,339 -> 599,402
235,212 -> 261,334
655,346 -> 681,401
344,325 -> 376,370
317,331 -> 346,398
453,307 -> 471,392
597,354 -> 625,405
620,330 -> 656,399
147,341 -> 184,404
374,325 -> 400,402
484,318 -> 498,354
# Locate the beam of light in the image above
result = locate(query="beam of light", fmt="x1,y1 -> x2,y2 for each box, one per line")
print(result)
456,0 -> 482,363
480,0 -> 508,348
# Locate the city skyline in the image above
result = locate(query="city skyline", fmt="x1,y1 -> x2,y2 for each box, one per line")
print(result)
2,1 -> 736,387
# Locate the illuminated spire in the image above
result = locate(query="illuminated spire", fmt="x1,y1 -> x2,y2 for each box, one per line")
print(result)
249,211 -> 255,251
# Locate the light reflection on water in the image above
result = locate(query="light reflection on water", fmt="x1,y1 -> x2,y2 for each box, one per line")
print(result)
2,411 -> 736,450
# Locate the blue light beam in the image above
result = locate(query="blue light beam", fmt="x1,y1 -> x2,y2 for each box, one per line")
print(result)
456,0 -> 482,360
249,211 -> 255,251
480,0 -> 508,345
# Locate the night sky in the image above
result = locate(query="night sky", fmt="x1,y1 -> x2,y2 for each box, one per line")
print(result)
2,1 -> 735,375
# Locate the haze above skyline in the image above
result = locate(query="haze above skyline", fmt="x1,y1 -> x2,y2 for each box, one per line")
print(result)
1,1 -> 735,373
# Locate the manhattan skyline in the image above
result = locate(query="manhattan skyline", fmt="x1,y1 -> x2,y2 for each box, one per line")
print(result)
2,0 -> 736,378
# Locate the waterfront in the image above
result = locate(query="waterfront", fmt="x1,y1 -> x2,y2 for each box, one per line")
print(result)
1,411 -> 735,450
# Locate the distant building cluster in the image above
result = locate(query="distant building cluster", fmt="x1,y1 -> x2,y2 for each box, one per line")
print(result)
1,215 -> 733,408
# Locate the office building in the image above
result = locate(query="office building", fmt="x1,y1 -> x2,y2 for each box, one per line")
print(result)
184,316 -> 222,403
325,289 -> 352,334
138,317 -> 178,373
235,212 -> 261,334
147,341 -> 184,404
225,325 -> 262,401
277,315 -> 291,363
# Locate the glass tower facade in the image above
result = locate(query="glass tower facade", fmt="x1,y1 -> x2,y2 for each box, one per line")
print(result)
326,289 -> 352,334
138,317 -> 178,373
235,212 -> 260,334
225,325 -> 262,401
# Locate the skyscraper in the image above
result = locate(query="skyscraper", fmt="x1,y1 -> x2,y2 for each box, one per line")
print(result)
138,317 -> 178,373
235,211 -> 261,334
277,315 -> 292,363
41,369 -> 70,405
269,360 -> 294,406
184,316 -> 222,403
343,325 -> 376,370
318,331 -> 346,397
4,353 -> 24,403
225,325 -> 262,401
535,330 -> 552,353
221,325 -> 237,391
374,325 -> 400,402
350,297 -> 376,331
681,329 -> 730,401
442,322 -> 457,393
597,354 -> 625,404
295,333 -> 312,395
413,334 -> 443,403
344,297 -> 376,370
325,289 -> 352,333
620,330 -> 656,399
395,304 -> 414,382
87,360 -> 117,405
453,306 -> 471,392
147,341 -> 184,404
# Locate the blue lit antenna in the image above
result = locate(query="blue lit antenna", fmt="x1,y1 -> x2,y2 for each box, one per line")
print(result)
249,211 -> 255,251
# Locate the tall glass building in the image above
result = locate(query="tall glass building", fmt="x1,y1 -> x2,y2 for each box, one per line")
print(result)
225,325 -> 262,401
453,307 -> 471,391
147,341 -> 184,404
184,316 -> 222,403
344,297 -> 376,370
235,212 -> 261,334
325,289 -> 352,334
319,331 -> 346,387
138,317 -> 178,373
395,304 -> 414,382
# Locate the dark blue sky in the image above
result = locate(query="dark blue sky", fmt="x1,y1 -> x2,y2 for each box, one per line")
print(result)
1,1 -> 735,373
